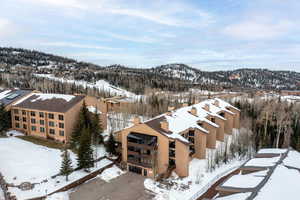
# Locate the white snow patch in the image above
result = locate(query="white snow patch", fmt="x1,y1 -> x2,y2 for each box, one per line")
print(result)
31,93 -> 75,102
0,188 -> 4,200
244,156 -> 280,167
5,130 -> 24,137
98,165 -> 126,182
283,150 -> 300,169
221,174 -> 264,188
0,90 -> 12,99
257,148 -> 287,154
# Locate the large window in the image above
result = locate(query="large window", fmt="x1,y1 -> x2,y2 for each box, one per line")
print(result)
22,117 -> 26,122
30,111 -> 35,117
58,115 -> 64,121
15,123 -> 20,128
40,127 -> 45,133
22,110 -> 26,115
39,112 -> 44,118
31,118 -> 36,124
23,124 -> 27,129
49,121 -> 55,127
49,129 -> 55,135
59,123 -> 64,129
14,109 -> 19,114
59,130 -> 64,136
31,126 -> 36,131
40,120 -> 45,125
48,113 -> 54,119
14,116 -> 20,121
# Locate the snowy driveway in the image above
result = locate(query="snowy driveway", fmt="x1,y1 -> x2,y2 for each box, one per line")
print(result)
69,173 -> 154,200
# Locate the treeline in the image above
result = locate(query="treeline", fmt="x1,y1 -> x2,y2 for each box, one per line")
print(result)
234,97 -> 300,151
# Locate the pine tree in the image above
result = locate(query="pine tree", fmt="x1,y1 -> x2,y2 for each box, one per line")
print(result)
297,137 -> 300,151
0,104 -> 11,135
70,101 -> 92,149
60,149 -> 73,181
105,132 -> 117,156
90,111 -> 103,145
77,128 -> 94,170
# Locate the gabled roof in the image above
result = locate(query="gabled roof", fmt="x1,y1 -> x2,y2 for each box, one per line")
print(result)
12,93 -> 85,113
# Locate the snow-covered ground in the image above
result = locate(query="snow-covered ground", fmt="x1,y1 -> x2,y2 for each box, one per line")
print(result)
283,150 -> 300,169
0,188 -> 4,200
244,156 -> 280,167
145,158 -> 245,200
34,73 -> 140,98
221,173 -> 264,188
98,165 -> 126,182
0,132 -> 112,199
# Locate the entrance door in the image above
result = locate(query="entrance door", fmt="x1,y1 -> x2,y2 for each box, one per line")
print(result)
128,165 -> 142,174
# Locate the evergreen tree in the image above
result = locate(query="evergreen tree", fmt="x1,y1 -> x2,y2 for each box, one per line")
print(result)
0,104 -> 11,135
60,149 -> 73,181
90,111 -> 103,145
297,137 -> 300,151
77,128 -> 94,170
70,101 -> 92,149
105,132 -> 117,156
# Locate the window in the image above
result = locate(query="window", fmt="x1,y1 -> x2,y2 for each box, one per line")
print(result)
14,109 -> 19,114
59,123 -> 64,129
22,110 -> 26,115
211,118 -> 215,123
49,121 -> 55,127
23,124 -> 27,129
15,123 -> 20,128
40,127 -> 45,133
31,118 -> 36,124
30,111 -> 35,117
39,112 -> 44,118
22,117 -> 26,122
49,129 -> 55,135
48,113 -> 54,119
31,126 -> 36,131
40,120 -> 44,125
14,116 -> 20,121
59,130 -> 64,136
58,115 -> 64,121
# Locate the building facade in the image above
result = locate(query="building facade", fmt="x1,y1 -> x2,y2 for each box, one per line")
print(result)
115,98 -> 240,178
11,93 -> 85,143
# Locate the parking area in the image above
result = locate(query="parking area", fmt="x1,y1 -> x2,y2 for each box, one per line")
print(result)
69,172 -> 154,200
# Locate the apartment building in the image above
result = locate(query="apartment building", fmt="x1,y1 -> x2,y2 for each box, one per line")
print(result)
115,98 -> 240,178
11,93 -> 85,143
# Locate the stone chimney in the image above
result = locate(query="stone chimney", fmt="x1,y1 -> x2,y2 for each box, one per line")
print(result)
190,107 -> 197,115
214,99 -> 220,107
133,116 -> 141,125
203,104 -> 210,112
160,120 -> 169,132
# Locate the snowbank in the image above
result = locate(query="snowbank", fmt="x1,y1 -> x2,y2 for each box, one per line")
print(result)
283,150 -> 300,169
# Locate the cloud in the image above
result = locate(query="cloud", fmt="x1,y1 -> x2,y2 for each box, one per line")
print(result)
40,42 -> 119,50
0,18 -> 15,37
223,19 -> 294,40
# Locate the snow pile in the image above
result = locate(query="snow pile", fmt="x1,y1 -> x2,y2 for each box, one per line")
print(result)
98,165 -> 126,182
46,192 -> 69,200
283,150 -> 300,169
30,93 -> 75,102
5,130 -> 24,137
244,156 -> 280,167
214,192 -> 251,200
221,174 -> 264,188
254,165 -> 300,200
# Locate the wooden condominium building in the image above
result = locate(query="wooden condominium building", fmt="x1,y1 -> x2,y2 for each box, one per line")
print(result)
115,98 -> 240,178
11,93 -> 85,143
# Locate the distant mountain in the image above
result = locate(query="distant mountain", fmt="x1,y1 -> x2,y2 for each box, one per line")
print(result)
1,47 -> 300,94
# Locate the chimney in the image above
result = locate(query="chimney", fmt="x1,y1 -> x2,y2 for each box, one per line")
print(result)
203,104 -> 210,112
133,116 -> 141,125
191,107 -> 197,115
214,99 -> 220,107
160,120 -> 169,132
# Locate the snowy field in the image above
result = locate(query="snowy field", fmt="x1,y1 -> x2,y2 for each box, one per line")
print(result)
0,131 -> 113,199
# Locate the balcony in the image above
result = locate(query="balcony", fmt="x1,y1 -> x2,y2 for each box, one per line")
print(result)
127,157 -> 152,168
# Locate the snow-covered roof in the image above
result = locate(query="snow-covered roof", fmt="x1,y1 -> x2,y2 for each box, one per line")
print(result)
221,174 -> 264,189
87,106 -> 102,114
12,93 -> 85,113
257,148 -> 288,154
141,98 -> 237,144
244,156 -> 280,168
283,150 -> 300,169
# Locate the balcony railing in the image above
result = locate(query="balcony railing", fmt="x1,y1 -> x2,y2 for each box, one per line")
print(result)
127,158 -> 152,168
127,142 -> 156,150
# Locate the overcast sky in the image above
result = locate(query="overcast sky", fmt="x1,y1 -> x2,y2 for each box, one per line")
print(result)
0,0 -> 299,71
